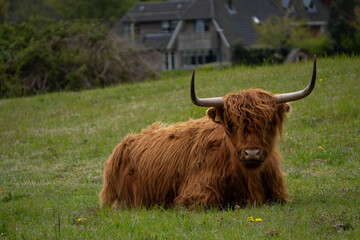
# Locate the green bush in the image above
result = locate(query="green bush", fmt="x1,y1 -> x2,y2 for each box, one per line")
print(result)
0,17 -> 158,98
289,30 -> 334,56
252,14 -> 339,57
339,30 -> 360,54
230,40 -> 248,65
253,15 -> 292,47
246,45 -> 289,65
230,40 -> 289,66
327,0 -> 360,54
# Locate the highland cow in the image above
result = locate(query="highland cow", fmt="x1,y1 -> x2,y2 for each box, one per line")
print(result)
100,57 -> 317,209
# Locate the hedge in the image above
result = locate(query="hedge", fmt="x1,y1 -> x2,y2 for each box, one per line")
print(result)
0,17 -> 158,98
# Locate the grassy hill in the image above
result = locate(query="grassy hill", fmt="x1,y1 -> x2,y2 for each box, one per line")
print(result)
0,56 -> 359,239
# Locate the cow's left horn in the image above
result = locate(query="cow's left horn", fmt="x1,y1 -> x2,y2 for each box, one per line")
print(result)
191,70 -> 224,107
275,55 -> 317,104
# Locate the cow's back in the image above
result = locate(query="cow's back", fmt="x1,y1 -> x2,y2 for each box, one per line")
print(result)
116,117 -> 225,207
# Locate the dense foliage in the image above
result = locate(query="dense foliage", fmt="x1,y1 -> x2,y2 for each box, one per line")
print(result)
231,41 -> 290,65
0,18 -> 158,98
0,0 -> 161,98
4,0 -> 137,26
47,0 -> 133,26
255,15 -> 333,54
231,0 -> 360,66
263,4 -> 360,56
231,15 -> 334,66
327,0 -> 360,54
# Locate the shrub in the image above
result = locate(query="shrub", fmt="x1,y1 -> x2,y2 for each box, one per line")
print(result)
253,15 -> 292,48
327,0 -> 360,54
289,32 -> 334,56
246,45 -> 290,65
253,14 -> 336,57
230,40 -> 248,65
0,17 -> 158,98
230,40 -> 289,66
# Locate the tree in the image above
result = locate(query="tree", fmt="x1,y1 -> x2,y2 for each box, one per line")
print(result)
7,0 -> 57,23
253,15 -> 293,48
327,0 -> 360,54
48,0 -> 133,26
253,14 -> 333,56
0,0 -> 9,23
6,0 -> 137,26
0,18 -> 158,98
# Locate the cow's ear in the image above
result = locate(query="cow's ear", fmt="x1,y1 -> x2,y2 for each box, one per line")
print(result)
285,103 -> 290,112
207,107 -> 224,124
276,103 -> 291,123
283,103 -> 290,113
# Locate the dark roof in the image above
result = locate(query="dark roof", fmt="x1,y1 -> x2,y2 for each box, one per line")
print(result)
181,0 -> 215,19
213,0 -> 283,45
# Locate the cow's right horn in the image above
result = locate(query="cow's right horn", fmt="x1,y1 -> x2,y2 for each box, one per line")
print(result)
275,55 -> 317,104
191,70 -> 224,107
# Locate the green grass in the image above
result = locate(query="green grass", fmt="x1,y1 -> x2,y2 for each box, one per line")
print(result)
1,56 -> 359,239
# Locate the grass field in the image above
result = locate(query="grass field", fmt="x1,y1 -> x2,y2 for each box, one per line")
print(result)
0,56 -> 359,239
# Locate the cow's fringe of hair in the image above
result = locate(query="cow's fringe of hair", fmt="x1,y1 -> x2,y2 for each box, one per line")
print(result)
223,89 -> 289,145
100,89 -> 290,209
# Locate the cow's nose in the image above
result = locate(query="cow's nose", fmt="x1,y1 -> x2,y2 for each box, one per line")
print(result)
244,149 -> 260,160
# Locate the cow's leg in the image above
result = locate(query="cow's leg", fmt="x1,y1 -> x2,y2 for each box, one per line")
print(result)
175,183 -> 222,210
99,139 -> 132,207
175,192 -> 218,210
262,162 -> 289,203
99,158 -> 118,207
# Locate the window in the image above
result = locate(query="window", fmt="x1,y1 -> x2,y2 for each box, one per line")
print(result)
124,23 -> 139,39
282,0 -> 296,13
290,5 -> 296,13
162,20 -> 178,33
303,0 -> 317,13
195,20 -> 210,33
183,49 -> 218,67
281,0 -> 292,8
162,21 -> 170,33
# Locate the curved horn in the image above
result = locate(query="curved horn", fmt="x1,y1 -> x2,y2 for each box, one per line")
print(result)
191,70 -> 224,107
275,55 -> 317,104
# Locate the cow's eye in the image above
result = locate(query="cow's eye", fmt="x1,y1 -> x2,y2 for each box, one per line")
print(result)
227,120 -> 234,133
267,120 -> 275,131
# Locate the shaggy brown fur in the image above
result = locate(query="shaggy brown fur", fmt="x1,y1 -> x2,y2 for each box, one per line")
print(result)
100,89 -> 290,209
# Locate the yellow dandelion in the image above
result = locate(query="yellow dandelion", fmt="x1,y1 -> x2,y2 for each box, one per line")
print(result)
318,146 -> 324,150
319,78 -> 323,82
76,218 -> 82,222
0,190 -> 4,193
255,218 -> 262,222
247,217 -> 254,222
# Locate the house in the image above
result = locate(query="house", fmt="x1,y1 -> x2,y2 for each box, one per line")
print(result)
115,0 -> 329,70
